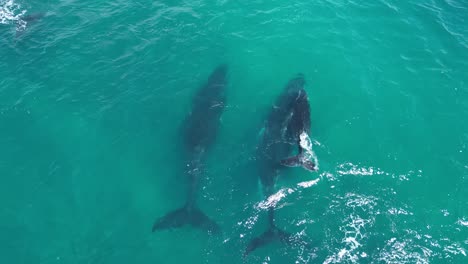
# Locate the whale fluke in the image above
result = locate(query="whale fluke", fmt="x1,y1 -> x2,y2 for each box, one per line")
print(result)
152,206 -> 220,234
280,154 -> 316,172
244,209 -> 314,257
244,225 -> 292,257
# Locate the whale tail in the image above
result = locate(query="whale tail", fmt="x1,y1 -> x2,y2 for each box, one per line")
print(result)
244,209 -> 313,258
244,224 -> 292,257
280,153 -> 316,172
244,209 -> 293,257
152,206 -> 220,234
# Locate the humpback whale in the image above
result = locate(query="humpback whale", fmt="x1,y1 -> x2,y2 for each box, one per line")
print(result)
245,74 -> 315,256
152,65 -> 228,234
280,87 -> 316,171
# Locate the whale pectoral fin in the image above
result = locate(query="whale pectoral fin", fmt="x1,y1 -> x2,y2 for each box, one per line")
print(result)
280,155 -> 316,172
280,156 -> 302,167
301,160 -> 316,171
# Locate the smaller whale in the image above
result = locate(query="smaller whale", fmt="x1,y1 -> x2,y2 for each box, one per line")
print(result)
15,12 -> 46,38
244,74 -> 315,257
280,87 -> 316,171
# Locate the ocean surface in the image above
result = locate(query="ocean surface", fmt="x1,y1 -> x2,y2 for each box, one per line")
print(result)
1,0 -> 467,263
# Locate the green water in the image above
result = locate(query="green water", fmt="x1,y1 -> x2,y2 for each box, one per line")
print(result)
1,0 -> 467,263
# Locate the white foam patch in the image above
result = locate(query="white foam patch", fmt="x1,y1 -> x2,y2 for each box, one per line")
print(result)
329,164 -> 425,187
256,188 -> 294,210
378,237 -> 431,263
444,243 -> 467,257
327,163 -> 422,183
0,0 -> 26,30
324,215 -> 372,263
457,218 -> 468,227
299,132 -> 319,171
325,194 -> 377,263
388,207 -> 413,216
337,162 -> 385,176
296,218 -> 315,226
238,215 -> 258,229
345,193 -> 378,210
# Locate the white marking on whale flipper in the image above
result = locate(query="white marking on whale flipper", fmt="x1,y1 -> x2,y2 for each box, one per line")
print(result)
299,131 -> 319,171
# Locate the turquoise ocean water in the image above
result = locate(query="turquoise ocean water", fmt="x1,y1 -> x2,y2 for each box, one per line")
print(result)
1,0 -> 467,263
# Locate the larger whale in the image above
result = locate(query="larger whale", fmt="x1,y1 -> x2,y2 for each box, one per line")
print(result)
152,65 -> 228,233
245,74 -> 315,256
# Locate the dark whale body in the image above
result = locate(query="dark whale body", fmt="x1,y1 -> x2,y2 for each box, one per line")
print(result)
245,74 -> 315,256
152,65 -> 228,234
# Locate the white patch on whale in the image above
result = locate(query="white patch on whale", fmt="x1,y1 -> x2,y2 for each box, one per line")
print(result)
299,131 -> 319,170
